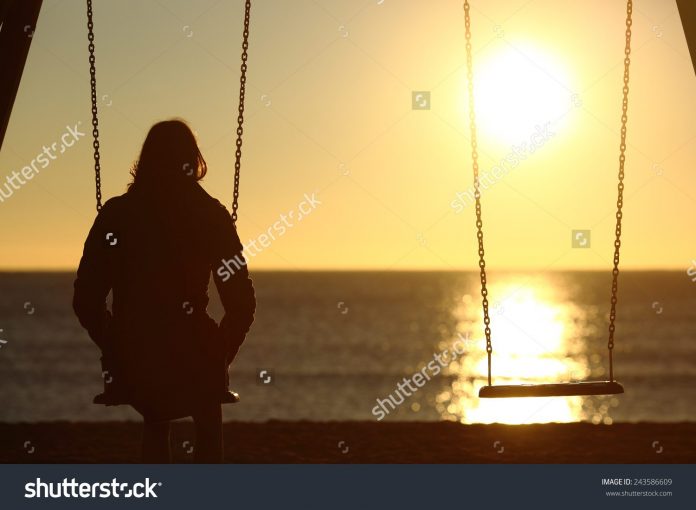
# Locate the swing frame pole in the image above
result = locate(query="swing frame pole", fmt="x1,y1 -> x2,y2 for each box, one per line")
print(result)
0,0 -> 44,151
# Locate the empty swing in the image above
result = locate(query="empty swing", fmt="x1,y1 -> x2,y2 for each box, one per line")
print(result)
87,0 -> 253,406
462,0 -> 632,398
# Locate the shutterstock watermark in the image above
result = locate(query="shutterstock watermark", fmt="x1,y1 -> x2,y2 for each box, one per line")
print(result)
25,478 -> 161,499
371,332 -> 471,421
0,123 -> 86,204
217,192 -> 321,282
450,123 -> 555,213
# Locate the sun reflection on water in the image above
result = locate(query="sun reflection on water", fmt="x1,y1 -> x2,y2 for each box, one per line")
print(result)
437,276 -> 617,424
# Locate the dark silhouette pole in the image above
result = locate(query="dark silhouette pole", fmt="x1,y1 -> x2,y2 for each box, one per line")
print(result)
677,0 -> 696,75
0,0 -> 43,151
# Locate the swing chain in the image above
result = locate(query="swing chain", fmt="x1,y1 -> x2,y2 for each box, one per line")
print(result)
86,0 -> 102,212
232,0 -> 251,224
463,1 -> 492,386
608,0 -> 632,381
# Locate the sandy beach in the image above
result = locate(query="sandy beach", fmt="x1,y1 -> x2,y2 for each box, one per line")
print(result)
1,421 -> 694,463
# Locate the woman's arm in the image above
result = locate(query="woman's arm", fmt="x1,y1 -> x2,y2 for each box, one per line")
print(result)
212,206 -> 256,364
73,205 -> 114,350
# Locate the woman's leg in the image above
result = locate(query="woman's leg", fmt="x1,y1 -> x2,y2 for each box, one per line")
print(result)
192,403 -> 223,463
141,419 -> 171,463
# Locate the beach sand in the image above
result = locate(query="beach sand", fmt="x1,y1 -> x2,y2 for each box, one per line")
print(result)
1,422 -> 695,463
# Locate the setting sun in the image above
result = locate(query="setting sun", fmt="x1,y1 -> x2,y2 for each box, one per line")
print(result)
471,42 -> 573,146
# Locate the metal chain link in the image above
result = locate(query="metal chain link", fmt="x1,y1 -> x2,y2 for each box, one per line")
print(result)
86,0 -> 102,212
607,0 -> 633,382
463,1 -> 492,386
231,0 -> 251,224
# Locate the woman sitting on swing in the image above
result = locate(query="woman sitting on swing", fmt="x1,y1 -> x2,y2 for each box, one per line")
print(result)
73,119 -> 256,463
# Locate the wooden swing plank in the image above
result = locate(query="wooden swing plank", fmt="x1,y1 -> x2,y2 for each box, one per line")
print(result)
479,381 -> 624,398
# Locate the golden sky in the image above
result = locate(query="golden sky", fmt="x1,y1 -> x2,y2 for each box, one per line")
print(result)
1,0 -> 694,270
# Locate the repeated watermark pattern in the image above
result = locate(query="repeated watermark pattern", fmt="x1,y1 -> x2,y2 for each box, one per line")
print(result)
0,123 -> 86,204
257,369 -> 274,385
411,91 -> 431,110
450,123 -> 555,213
687,260 -> 696,282
337,441 -> 349,454
217,192 -> 321,282
372,332 -> 471,421
572,229 -> 591,249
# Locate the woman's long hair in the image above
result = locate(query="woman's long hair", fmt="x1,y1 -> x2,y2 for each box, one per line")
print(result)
129,119 -> 207,193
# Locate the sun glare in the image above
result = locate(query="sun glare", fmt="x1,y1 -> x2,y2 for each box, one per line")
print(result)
470,43 -> 573,146
439,278 -> 611,425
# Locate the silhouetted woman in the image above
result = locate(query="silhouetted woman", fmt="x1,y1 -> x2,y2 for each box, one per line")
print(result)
73,119 -> 256,463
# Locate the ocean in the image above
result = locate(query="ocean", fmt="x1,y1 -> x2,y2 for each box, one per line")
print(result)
0,271 -> 694,424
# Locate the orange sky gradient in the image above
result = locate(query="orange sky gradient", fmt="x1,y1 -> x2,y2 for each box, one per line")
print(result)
1,0 -> 694,271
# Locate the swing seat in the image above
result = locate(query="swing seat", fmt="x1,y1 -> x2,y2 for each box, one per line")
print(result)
479,380 -> 624,398
93,389 -> 240,405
